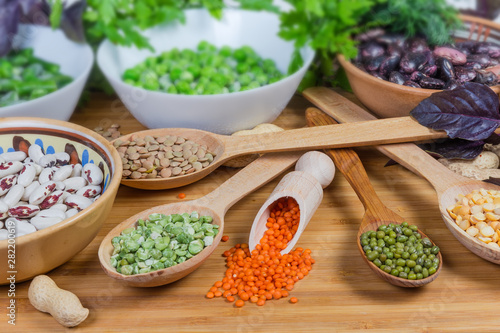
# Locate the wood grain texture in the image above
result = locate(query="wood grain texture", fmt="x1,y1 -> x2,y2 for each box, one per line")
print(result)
2,93 -> 500,332
304,88 -> 500,265
306,108 -> 441,288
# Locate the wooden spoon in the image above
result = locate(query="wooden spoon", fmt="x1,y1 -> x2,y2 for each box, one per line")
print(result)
98,152 -> 302,287
306,107 -> 442,287
115,118 -> 448,189
304,87 -> 500,265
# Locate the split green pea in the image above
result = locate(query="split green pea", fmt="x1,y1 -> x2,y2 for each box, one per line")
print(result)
122,41 -> 284,95
110,211 -> 218,275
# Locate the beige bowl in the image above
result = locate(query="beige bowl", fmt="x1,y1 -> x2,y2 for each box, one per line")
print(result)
0,118 -> 122,284
338,15 -> 500,118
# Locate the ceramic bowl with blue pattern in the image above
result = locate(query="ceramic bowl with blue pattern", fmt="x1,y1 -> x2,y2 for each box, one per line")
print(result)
0,118 -> 122,283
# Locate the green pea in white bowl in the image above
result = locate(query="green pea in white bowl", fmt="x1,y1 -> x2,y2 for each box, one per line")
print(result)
96,8 -> 314,135
0,25 -> 93,120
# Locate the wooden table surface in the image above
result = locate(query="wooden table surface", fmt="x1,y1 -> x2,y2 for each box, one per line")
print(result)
2,91 -> 498,332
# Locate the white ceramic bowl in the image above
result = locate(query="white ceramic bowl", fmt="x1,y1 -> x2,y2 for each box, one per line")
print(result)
0,25 -> 94,120
97,9 -> 315,134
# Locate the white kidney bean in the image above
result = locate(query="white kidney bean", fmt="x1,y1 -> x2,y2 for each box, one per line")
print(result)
54,152 -> 70,165
0,161 -> 23,178
82,163 -> 103,186
28,144 -> 44,164
15,220 -> 37,236
65,208 -> 79,219
76,185 -> 101,198
18,163 -> 36,187
0,145 -> 105,236
38,167 -> 54,184
51,204 -> 67,212
63,177 -> 87,193
38,154 -> 56,168
0,229 -> 8,240
52,165 -> 73,182
65,194 -> 93,211
4,184 -> 24,208
1,151 -> 27,162
29,181 -> 56,205
0,200 -> 8,214
21,181 -> 39,201
30,215 -> 64,230
0,174 -> 17,196
39,190 -> 65,209
71,164 -> 82,178
8,204 -> 40,218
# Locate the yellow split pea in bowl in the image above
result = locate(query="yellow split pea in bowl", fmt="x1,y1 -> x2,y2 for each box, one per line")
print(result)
0,118 -> 122,283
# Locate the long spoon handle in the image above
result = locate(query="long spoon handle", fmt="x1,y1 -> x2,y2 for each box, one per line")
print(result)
200,152 -> 302,215
305,108 -> 404,228
221,116 -> 447,158
303,87 -> 466,193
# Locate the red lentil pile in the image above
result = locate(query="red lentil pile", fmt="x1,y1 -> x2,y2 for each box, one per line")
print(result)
206,197 -> 314,307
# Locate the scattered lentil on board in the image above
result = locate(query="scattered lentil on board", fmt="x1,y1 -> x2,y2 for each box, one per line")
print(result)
206,197 -> 314,306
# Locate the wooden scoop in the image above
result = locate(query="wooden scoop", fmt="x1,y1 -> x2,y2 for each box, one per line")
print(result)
248,151 -> 335,254
306,107 -> 442,287
304,87 -> 500,265
115,117 -> 448,190
98,152 -> 302,287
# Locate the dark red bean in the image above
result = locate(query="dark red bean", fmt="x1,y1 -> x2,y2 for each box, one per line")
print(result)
364,55 -> 385,72
403,81 -> 421,88
474,69 -> 499,86
379,55 -> 400,77
467,54 -> 491,68
389,71 -> 406,85
419,77 -> 445,89
443,79 -> 461,90
406,37 -> 430,53
399,52 -> 427,74
360,42 -> 385,60
436,57 -> 455,81
410,71 -> 426,82
455,66 -> 477,82
421,64 -> 438,77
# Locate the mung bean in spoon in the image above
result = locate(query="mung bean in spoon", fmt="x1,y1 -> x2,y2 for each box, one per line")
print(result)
306,107 -> 442,287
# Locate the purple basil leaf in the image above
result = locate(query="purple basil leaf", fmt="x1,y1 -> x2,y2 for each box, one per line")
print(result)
484,177 -> 500,186
418,139 -> 485,160
485,133 -> 500,145
384,159 -> 398,167
19,0 -> 50,25
59,0 -> 86,42
0,1 -> 21,56
410,82 -> 500,141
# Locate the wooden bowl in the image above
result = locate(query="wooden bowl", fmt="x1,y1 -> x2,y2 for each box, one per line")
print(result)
0,118 -> 122,284
338,15 -> 500,118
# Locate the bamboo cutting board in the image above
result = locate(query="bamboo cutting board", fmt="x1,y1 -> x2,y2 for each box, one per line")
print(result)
1,91 -> 499,332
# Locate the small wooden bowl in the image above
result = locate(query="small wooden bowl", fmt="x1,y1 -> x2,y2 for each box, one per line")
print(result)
0,118 -> 122,284
339,15 -> 500,118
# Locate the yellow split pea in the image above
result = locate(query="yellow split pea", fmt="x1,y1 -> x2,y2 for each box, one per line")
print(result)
447,188 -> 500,249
